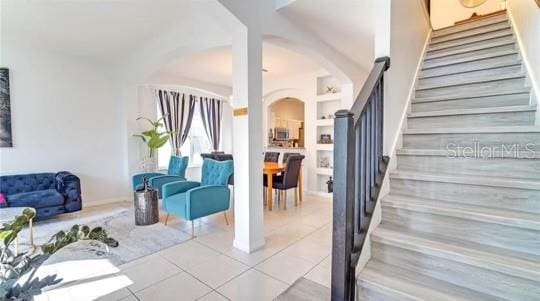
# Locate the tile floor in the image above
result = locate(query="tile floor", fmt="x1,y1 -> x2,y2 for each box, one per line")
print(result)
38,194 -> 333,301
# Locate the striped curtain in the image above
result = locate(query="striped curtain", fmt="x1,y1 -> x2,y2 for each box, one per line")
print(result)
156,90 -> 196,156
199,97 -> 223,151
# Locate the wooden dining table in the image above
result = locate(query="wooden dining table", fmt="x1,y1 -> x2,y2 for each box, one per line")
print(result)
263,162 -> 303,211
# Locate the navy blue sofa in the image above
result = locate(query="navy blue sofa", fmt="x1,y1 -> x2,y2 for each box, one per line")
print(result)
0,172 -> 82,220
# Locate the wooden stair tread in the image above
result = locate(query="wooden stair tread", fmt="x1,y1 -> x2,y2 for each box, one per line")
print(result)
382,194 -> 540,231
407,105 -> 536,118
396,148 -> 540,159
389,170 -> 540,190
359,261 -> 502,301
372,225 -> 540,281
402,125 -> 540,134
422,49 -> 518,69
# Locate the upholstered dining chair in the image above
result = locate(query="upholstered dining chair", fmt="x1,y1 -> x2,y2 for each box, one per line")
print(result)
265,154 -> 305,209
282,152 -> 300,163
132,155 -> 189,197
162,158 -> 233,236
264,152 -> 280,162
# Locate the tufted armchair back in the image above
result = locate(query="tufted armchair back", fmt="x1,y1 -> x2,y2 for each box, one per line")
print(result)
0,173 -> 56,195
201,159 -> 233,186
168,156 -> 189,178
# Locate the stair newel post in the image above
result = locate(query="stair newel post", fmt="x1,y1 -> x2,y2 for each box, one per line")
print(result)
331,110 -> 356,301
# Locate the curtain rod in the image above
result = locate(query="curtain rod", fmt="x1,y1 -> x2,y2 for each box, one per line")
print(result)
140,84 -> 229,101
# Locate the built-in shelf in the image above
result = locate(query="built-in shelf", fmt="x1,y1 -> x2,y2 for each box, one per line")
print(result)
316,93 -> 342,102
316,143 -> 334,151
316,167 -> 333,176
315,119 -> 334,126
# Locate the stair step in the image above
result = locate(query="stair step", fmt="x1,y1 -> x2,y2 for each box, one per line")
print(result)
389,171 -> 540,214
425,36 -> 515,60
396,148 -> 540,158
417,64 -> 523,90
358,261 -> 499,301
383,195 -> 540,232
430,20 -> 510,44
371,240 -> 540,301
373,225 -> 540,281
396,148 -> 540,179
406,105 -> 536,129
415,77 -> 527,100
402,126 -> 540,150
428,27 -> 513,52
432,13 -> 508,38
390,170 -> 540,191
423,46 -> 517,69
420,53 -> 520,79
411,93 -> 531,112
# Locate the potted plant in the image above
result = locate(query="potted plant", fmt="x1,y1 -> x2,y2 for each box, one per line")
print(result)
133,116 -> 171,172
0,209 -> 118,300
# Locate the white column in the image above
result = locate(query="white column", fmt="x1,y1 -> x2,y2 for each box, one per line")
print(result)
231,26 -> 265,253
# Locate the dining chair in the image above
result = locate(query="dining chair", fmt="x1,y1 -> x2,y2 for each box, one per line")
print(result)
265,154 -> 305,209
282,152 -> 300,163
264,151 -> 280,163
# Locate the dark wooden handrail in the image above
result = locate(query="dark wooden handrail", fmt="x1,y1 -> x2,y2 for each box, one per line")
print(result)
331,57 -> 391,301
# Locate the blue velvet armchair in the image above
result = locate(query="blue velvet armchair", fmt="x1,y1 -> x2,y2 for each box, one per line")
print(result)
132,156 -> 189,197
162,158 -> 233,236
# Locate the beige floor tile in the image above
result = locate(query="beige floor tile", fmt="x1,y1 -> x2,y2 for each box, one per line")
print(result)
119,295 -> 139,301
304,264 -> 331,288
255,252 -> 316,285
197,291 -> 230,301
195,230 -> 235,253
218,269 -> 288,301
121,255 -> 181,292
185,254 -> 249,288
280,240 -> 331,264
159,241 -> 220,269
96,288 -> 133,301
135,272 -> 211,301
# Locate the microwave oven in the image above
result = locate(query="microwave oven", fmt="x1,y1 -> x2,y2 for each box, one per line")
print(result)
274,127 -> 290,141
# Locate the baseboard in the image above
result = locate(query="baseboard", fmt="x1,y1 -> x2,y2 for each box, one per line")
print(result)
84,196 -> 131,208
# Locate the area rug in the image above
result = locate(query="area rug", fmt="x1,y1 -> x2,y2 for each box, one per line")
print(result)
16,203 -> 192,265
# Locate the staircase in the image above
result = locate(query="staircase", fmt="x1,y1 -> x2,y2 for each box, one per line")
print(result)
357,12 -> 540,301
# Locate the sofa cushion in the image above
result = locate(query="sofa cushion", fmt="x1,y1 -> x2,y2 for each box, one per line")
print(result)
8,189 -> 64,208
0,173 -> 56,195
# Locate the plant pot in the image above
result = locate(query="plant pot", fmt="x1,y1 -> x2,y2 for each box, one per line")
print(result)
141,156 -> 158,172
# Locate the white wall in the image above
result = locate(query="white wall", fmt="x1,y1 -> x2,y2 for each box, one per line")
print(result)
507,0 -> 540,104
431,0 -> 505,30
384,0 -> 431,156
0,37 -> 127,203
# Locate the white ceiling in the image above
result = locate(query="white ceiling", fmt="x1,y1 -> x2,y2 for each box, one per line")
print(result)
151,42 -> 322,87
1,0 -> 230,62
279,0 -> 375,71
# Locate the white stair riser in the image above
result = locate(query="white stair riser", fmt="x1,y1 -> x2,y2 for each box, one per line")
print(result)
411,93 -> 530,112
402,132 -> 540,151
426,36 -> 515,60
396,155 -> 540,180
371,242 -> 540,301
389,178 -> 540,214
381,207 -> 540,257
428,28 -> 513,52
431,21 -> 510,44
432,15 -> 508,38
407,111 -> 536,129
423,44 -> 516,69
415,78 -> 526,99
417,64 -> 523,90
420,54 -> 520,78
